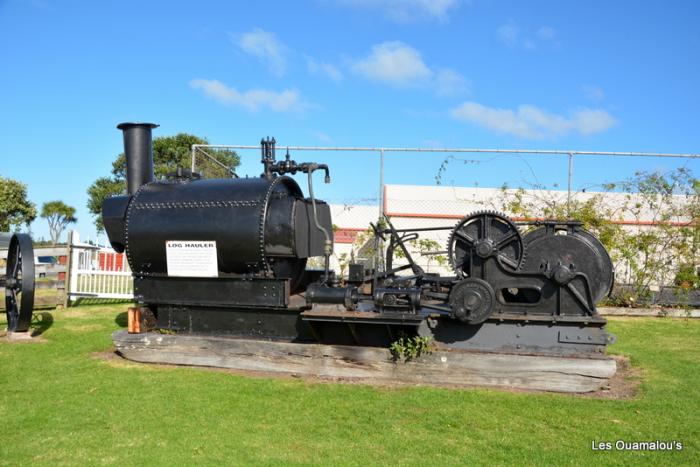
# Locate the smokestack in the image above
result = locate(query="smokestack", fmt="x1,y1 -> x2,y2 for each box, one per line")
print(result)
117,122 -> 159,195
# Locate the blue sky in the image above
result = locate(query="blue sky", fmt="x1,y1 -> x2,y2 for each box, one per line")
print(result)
1,0 -> 699,241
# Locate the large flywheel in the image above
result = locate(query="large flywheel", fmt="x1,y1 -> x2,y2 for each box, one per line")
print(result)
3,233 -> 35,332
448,211 -> 524,277
518,224 -> 614,304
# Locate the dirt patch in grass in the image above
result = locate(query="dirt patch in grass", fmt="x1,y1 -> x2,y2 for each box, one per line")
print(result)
0,331 -> 47,343
579,355 -> 641,400
93,350 -> 149,370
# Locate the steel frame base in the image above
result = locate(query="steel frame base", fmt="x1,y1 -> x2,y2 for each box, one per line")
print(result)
156,305 -> 314,341
419,318 -> 614,356
153,300 -> 615,357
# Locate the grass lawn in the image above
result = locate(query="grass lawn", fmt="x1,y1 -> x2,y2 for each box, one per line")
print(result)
1,304 -> 698,466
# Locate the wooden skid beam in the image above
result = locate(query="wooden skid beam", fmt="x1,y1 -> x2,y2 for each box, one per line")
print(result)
113,331 -> 616,393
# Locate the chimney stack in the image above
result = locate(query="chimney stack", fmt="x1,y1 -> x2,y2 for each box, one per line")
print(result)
117,122 -> 159,195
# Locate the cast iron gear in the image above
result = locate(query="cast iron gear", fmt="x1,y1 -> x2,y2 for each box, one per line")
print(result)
447,210 -> 524,277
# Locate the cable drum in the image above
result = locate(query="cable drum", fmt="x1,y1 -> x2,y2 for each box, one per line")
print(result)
519,225 -> 614,303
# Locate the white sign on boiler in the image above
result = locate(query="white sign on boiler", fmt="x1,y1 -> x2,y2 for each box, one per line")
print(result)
165,240 -> 218,277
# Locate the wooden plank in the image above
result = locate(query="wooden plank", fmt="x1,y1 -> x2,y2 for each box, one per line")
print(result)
113,331 -> 616,393
599,306 -> 700,318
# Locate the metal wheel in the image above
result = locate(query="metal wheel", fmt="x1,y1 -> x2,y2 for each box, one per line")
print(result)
447,210 -> 524,277
448,277 -> 495,324
4,233 -> 35,332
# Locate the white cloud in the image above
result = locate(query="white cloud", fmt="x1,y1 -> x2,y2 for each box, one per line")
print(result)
572,108 -> 617,135
351,41 -> 468,96
234,28 -> 287,76
497,21 -> 558,50
189,79 -> 309,112
582,85 -> 605,102
306,57 -> 343,82
496,20 -> 520,47
536,26 -> 556,41
450,101 -> 617,139
434,68 -> 470,97
333,0 -> 463,22
352,41 -> 433,87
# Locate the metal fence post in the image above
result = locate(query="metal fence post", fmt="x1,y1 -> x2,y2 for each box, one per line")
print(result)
191,145 -> 197,173
378,149 -> 385,273
63,230 -> 73,307
65,230 -> 79,307
567,152 -> 574,217
379,149 -> 385,218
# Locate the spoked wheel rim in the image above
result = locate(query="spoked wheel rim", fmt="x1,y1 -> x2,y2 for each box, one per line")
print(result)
5,233 -> 35,332
448,210 -> 524,277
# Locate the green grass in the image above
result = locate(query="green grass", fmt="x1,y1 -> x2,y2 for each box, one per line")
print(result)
1,306 -> 698,466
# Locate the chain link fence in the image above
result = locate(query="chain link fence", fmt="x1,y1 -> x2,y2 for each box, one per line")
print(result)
191,146 -> 238,180
191,143 -> 700,301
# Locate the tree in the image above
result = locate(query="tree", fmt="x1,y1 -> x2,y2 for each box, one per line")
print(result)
86,133 -> 240,231
0,175 -> 37,232
40,200 -> 77,245
86,177 -> 124,232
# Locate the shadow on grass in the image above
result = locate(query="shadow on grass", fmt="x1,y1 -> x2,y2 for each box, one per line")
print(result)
115,312 -> 128,328
31,312 -> 54,336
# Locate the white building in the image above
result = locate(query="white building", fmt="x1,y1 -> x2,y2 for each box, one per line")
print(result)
329,184 -> 694,285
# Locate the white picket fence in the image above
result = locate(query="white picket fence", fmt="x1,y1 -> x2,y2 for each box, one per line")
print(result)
67,232 -> 133,301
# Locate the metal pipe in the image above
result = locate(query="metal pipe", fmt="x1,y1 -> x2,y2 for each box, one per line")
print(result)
377,148 -> 385,280
118,122 -> 159,195
192,144 -> 700,159
192,146 -> 234,176
307,169 -> 332,283
384,226 -> 455,233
